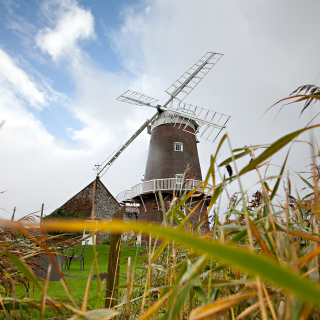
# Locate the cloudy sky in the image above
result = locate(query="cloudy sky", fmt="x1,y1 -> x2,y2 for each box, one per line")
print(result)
1,0 -> 320,220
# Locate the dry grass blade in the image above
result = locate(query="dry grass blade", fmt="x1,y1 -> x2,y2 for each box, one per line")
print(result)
81,258 -> 96,312
140,234 -> 152,316
295,246 -> 320,269
189,291 -> 256,320
262,283 -> 277,320
59,275 -> 79,309
20,229 -> 68,290
276,225 -> 320,243
236,292 -> 279,320
240,124 -> 320,176
68,308 -> 119,320
256,277 -> 268,320
248,219 -> 271,257
151,239 -> 169,263
203,133 -> 227,188
263,85 -> 320,118
0,293 -> 5,314
6,252 -> 43,292
41,264 -> 51,320
126,257 -> 131,319
138,292 -> 169,320
59,302 -> 86,317
290,84 -> 320,114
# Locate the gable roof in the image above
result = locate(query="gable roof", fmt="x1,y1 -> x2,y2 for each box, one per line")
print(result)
47,177 -> 121,220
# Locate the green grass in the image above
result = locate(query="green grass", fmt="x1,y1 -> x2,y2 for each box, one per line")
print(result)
26,245 -> 145,319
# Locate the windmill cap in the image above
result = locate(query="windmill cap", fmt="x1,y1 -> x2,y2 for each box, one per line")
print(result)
150,110 -> 198,133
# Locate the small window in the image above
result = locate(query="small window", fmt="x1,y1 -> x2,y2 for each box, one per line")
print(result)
174,142 -> 183,152
176,174 -> 184,185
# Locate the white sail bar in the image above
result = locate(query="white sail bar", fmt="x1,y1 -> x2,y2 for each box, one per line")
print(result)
115,90 -> 230,143
116,90 -> 158,107
167,100 -> 231,142
165,52 -> 223,103
97,112 -> 159,177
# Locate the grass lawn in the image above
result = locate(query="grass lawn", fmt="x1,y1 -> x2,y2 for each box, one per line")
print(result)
26,245 -> 146,319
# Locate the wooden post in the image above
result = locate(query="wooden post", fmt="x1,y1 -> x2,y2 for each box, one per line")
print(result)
105,206 -> 124,308
91,177 -> 97,220
91,177 -> 98,245
40,203 -> 44,220
11,207 -> 16,221
40,204 -> 45,236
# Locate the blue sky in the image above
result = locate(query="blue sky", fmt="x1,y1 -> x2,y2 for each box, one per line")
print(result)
0,0 -> 320,218
0,0 -> 139,142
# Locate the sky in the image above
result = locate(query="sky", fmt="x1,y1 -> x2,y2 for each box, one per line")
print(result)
0,0 -> 320,220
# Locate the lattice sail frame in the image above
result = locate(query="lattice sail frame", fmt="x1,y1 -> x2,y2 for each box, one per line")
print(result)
116,90 -> 158,107
165,52 -> 223,102
167,100 -> 230,142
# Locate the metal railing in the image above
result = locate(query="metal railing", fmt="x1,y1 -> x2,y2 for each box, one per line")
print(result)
116,178 -> 212,203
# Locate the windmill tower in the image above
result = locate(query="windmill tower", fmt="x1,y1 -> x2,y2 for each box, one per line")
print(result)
96,52 -> 230,232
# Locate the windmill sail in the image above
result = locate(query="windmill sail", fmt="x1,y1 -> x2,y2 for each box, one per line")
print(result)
116,90 -> 158,107
96,113 -> 158,176
166,100 -> 230,142
116,89 -> 230,143
165,52 -> 223,103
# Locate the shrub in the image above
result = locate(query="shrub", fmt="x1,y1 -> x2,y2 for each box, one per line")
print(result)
100,237 -> 110,245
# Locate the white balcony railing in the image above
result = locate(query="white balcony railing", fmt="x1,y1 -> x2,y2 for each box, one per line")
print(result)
116,178 -> 213,203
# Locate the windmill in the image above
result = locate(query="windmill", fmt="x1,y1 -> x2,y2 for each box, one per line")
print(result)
95,52 -> 230,231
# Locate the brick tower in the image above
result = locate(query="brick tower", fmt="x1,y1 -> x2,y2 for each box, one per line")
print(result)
139,111 -> 206,227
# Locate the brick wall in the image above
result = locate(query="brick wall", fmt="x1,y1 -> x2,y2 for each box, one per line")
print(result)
139,193 -> 209,236
144,123 -> 202,181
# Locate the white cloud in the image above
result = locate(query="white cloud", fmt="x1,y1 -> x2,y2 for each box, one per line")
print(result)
0,49 -> 45,108
0,84 -> 97,219
36,0 -> 95,62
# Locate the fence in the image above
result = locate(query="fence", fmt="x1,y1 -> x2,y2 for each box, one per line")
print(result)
116,178 -> 212,203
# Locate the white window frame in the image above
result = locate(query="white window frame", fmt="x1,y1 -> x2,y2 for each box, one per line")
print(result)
174,142 -> 183,152
176,174 -> 184,185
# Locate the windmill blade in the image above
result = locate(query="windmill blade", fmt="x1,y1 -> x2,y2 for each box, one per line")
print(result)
165,52 -> 223,103
166,100 -> 230,143
96,112 -> 159,177
116,90 -> 158,108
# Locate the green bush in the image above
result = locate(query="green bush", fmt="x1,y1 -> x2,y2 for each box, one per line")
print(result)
100,237 -> 110,245
43,207 -> 86,238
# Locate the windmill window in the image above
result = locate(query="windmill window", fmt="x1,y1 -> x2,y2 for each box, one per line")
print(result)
176,174 -> 184,185
174,142 -> 183,152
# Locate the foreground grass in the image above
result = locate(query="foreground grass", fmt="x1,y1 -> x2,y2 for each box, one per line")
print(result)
27,245 -> 145,319
2,106 -> 320,318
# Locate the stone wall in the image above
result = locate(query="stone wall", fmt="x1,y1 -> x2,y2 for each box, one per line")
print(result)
47,177 -> 120,220
46,178 -> 139,244
93,178 -> 120,220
